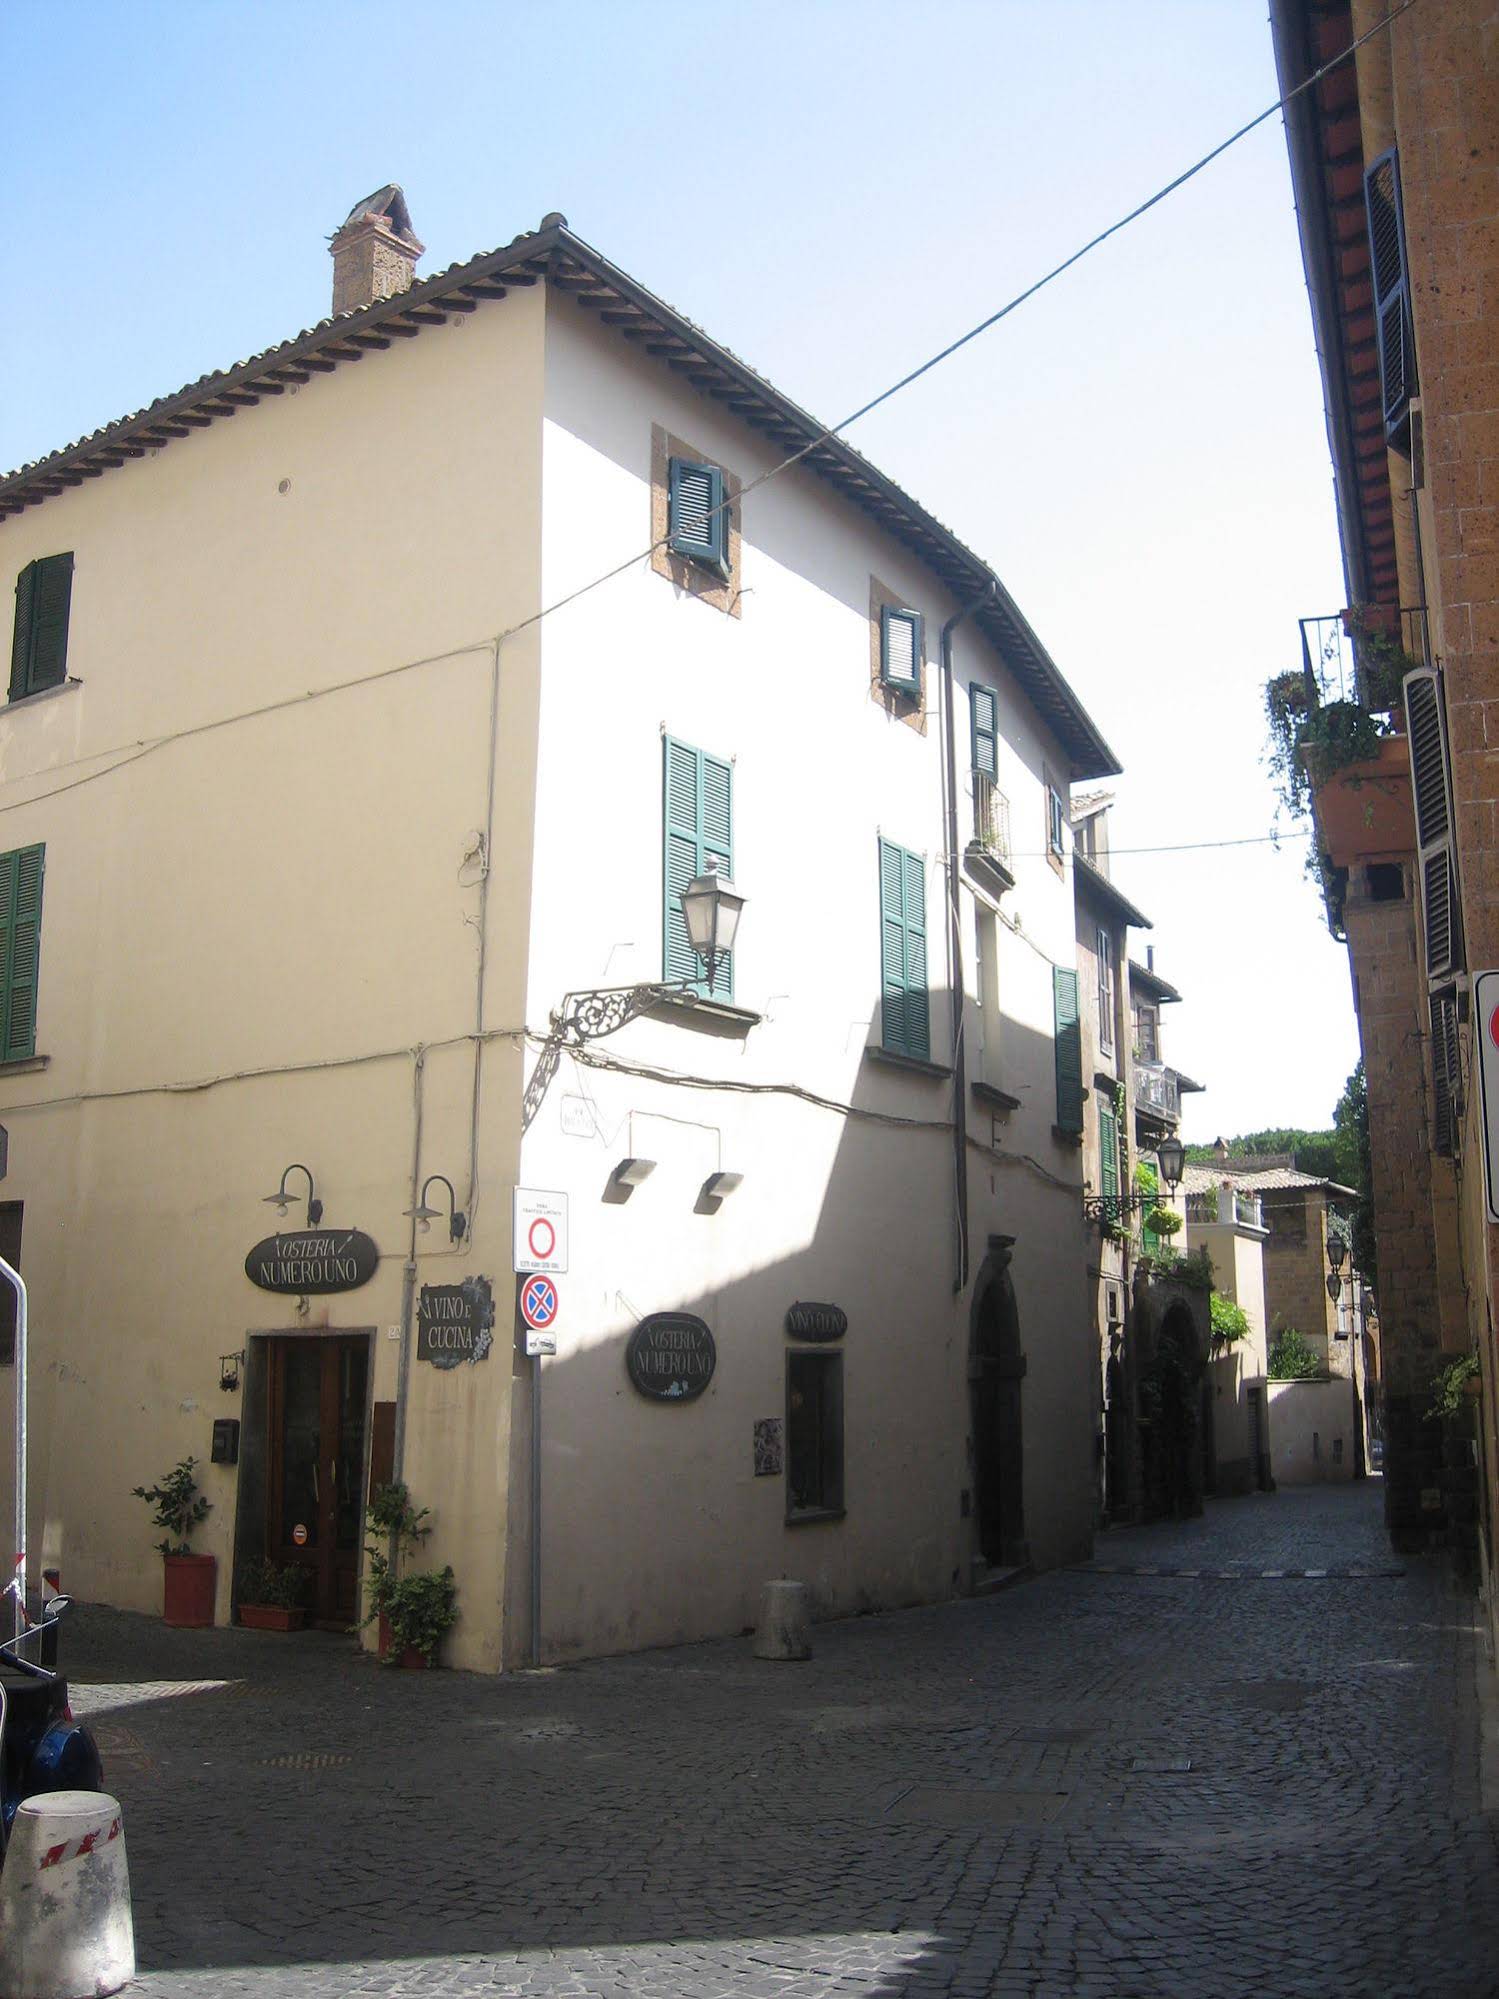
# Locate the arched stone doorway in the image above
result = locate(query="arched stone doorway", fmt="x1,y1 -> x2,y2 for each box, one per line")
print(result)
970,1240 -> 1028,1569
1140,1297 -> 1205,1520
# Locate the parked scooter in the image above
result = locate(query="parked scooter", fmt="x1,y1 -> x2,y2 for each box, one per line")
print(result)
0,1594 -> 104,1862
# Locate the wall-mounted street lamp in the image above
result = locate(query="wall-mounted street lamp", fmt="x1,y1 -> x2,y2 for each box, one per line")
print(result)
1083,1131 -> 1185,1227
680,860 -> 745,997
262,1163 -> 322,1227
1327,1230 -> 1347,1275
404,1173 -> 466,1242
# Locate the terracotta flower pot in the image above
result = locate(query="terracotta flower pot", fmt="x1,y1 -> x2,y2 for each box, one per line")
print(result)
163,1552 -> 217,1628
237,1603 -> 307,1632
377,1612 -> 430,1670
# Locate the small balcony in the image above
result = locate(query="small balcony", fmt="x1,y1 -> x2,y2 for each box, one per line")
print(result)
966,772 -> 1015,893
1296,605 -> 1428,714
1133,1060 -> 1180,1123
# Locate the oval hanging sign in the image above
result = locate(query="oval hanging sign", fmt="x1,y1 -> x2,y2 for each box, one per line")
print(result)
625,1313 -> 716,1401
785,1302 -> 848,1343
244,1229 -> 379,1295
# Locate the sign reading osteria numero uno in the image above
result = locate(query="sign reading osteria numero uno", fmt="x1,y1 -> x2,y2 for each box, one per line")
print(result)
417,1277 -> 495,1370
626,1313 -> 716,1401
244,1230 -> 379,1295
786,1302 -> 847,1342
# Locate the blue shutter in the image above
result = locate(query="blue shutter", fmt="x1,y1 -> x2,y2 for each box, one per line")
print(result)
880,607 -> 922,694
878,838 -> 928,1059
668,458 -> 728,573
1053,967 -> 1082,1133
971,684 -> 998,777
0,844 -> 44,1061
663,739 -> 733,999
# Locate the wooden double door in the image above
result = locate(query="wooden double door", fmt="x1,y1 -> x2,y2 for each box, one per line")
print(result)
266,1335 -> 370,1626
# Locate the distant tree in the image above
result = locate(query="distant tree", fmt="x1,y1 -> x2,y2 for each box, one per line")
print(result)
1333,1061 -> 1377,1289
1268,1327 -> 1322,1380
1184,1127 -> 1337,1172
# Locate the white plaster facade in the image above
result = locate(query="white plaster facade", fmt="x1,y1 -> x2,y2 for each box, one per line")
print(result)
0,219 -> 1120,1668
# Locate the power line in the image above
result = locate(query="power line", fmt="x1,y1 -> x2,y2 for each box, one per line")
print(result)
0,5 -> 1413,822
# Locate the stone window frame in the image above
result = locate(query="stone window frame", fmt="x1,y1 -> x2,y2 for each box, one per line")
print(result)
868,576 -> 928,737
651,424 -> 742,618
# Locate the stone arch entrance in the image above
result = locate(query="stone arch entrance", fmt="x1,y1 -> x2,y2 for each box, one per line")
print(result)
970,1239 -> 1028,1569
1140,1297 -> 1205,1520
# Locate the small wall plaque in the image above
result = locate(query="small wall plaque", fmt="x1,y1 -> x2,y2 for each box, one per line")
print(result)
753,1417 -> 783,1477
786,1301 -> 847,1342
417,1277 -> 496,1370
626,1313 -> 716,1401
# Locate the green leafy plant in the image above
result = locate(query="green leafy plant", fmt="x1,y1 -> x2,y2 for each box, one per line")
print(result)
1209,1293 -> 1250,1352
367,1480 -> 430,1550
362,1481 -> 456,1665
239,1558 -> 310,1609
1145,1206 -> 1182,1237
1268,1327 -> 1322,1380
132,1457 -> 211,1556
1146,1244 -> 1214,1292
1265,675 -> 1392,826
1429,1354 -> 1480,1419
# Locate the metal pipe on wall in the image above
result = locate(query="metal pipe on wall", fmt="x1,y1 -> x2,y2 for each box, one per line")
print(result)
1,1258 -> 25,1639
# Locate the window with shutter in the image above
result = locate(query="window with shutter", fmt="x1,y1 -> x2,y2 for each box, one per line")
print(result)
1098,1100 -> 1119,1221
1364,150 -> 1416,440
9,555 -> 73,702
878,837 -> 929,1060
1053,966 -> 1083,1134
0,844 -> 45,1062
1404,667 -> 1462,980
1431,991 -> 1461,1156
970,684 -> 998,778
1097,928 -> 1116,1056
663,738 -> 734,999
880,607 -> 923,696
667,457 -> 729,574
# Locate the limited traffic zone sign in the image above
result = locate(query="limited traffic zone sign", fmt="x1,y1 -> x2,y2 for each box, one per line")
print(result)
513,1188 -> 568,1274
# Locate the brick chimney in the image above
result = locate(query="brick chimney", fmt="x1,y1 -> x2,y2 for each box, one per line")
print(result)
329,186 -> 424,316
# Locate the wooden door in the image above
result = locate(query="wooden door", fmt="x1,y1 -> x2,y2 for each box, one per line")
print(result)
267,1336 -> 370,1626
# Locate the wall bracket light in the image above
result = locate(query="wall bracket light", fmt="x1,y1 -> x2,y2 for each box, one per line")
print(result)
404,1173 -> 466,1242
262,1163 -> 321,1227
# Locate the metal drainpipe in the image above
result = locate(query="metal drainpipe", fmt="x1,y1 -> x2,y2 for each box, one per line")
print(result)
940,581 -> 998,1294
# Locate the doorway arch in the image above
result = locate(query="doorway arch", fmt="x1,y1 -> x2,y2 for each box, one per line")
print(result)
970,1240 -> 1027,1568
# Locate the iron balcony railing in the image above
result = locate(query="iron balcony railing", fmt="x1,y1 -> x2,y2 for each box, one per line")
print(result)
973,771 -> 1012,868
1296,606 -> 1429,713
1186,1187 -> 1265,1229
1133,1061 -> 1180,1120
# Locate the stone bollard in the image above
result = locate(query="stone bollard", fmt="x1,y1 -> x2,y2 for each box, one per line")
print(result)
0,1791 -> 135,1999
753,1579 -> 812,1661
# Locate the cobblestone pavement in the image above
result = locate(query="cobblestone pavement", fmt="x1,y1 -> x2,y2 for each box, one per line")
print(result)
52,1482 -> 1499,1998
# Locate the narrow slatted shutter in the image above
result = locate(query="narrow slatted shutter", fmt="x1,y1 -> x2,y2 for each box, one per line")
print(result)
1364,150 -> 1415,436
668,458 -> 727,572
902,846 -> 929,1060
9,565 -> 37,703
663,739 -> 733,998
971,684 -> 998,778
1053,967 -> 1083,1134
880,607 -> 923,694
879,838 -> 910,1055
1099,1101 -> 1119,1209
1404,667 -> 1462,979
0,845 -> 43,1062
27,555 -> 73,695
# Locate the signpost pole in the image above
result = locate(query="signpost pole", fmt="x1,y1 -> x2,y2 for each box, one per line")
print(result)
530,1346 -> 541,1670
0,1256 -> 26,1641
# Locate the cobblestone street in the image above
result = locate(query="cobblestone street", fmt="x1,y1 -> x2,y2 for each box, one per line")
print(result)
60,1482 -> 1499,1999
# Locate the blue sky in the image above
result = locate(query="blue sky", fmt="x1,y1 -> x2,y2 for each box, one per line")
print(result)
3,0 -> 1360,1138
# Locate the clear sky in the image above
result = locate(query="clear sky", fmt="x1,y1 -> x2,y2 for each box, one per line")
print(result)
2,0 -> 1361,1141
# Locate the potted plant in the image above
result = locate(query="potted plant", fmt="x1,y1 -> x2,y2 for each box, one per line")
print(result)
132,1456 -> 214,1627
236,1558 -> 311,1632
361,1480 -> 458,1668
1145,1205 -> 1182,1239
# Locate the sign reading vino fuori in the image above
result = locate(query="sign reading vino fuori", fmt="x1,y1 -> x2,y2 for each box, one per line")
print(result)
244,1230 -> 379,1295
626,1313 -> 716,1401
417,1277 -> 496,1370
785,1302 -> 848,1342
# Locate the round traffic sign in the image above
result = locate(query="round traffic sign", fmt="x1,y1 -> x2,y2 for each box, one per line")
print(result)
527,1217 -> 556,1261
1489,1002 -> 1499,1052
521,1275 -> 559,1330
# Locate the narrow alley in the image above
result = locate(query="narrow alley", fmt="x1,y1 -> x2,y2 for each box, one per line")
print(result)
64,1482 -> 1499,1999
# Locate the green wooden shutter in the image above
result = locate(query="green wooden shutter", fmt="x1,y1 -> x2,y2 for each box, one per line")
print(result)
0,844 -> 44,1061
971,684 -> 998,777
1099,1101 -> 1118,1207
9,565 -> 37,703
668,458 -> 727,573
880,608 -> 923,694
1053,966 -> 1082,1133
878,838 -> 928,1060
663,739 -> 733,998
10,556 -> 73,701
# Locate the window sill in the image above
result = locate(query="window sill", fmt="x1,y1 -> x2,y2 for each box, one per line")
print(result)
867,1045 -> 951,1080
963,843 -> 1016,898
973,1080 -> 1021,1113
645,991 -> 761,1038
786,1506 -> 846,1528
6,678 -> 80,712
0,1054 -> 48,1077
1051,1124 -> 1083,1147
